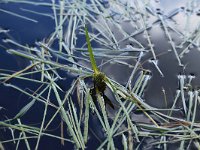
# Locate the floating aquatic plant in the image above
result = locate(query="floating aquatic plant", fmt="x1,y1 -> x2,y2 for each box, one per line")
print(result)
1,0 -> 200,150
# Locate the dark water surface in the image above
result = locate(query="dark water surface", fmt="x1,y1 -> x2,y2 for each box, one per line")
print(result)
1,0 -> 200,149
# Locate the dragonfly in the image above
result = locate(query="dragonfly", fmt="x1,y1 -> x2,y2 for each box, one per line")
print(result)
89,72 -> 115,109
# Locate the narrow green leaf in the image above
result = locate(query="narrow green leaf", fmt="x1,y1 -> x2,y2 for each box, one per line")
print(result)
85,26 -> 99,74
14,99 -> 36,119
83,90 -> 90,144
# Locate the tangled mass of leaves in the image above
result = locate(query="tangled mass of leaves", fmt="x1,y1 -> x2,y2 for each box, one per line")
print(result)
1,0 -> 200,149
